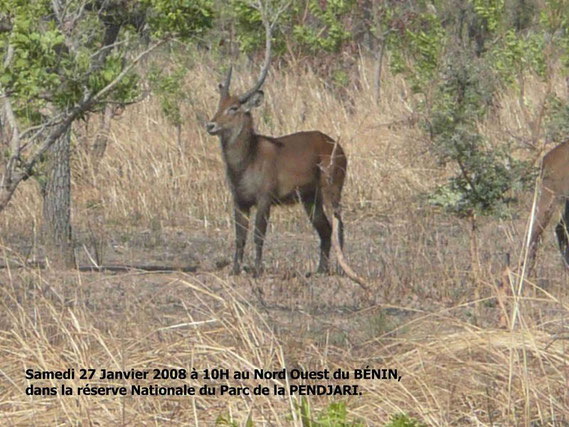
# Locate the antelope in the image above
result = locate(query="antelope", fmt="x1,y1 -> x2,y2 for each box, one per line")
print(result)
527,140 -> 569,271
205,24 -> 366,289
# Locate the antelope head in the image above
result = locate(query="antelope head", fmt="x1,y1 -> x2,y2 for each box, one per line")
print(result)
206,15 -> 272,138
205,66 -> 266,137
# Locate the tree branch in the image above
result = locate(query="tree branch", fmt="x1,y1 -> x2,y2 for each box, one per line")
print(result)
0,95 -> 21,188
23,38 -> 168,175
0,19 -> 11,33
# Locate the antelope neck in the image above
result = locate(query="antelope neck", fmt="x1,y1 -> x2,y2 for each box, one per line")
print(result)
220,116 -> 257,173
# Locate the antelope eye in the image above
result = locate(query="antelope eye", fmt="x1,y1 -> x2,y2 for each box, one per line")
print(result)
227,106 -> 238,114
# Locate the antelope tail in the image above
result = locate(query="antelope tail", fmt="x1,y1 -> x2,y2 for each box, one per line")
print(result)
331,215 -> 371,293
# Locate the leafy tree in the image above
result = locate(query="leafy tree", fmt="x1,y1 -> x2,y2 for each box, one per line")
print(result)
540,0 -> 569,68
0,0 -> 213,266
291,0 -> 355,53
231,0 -> 355,55
387,5 -> 446,95
426,54 -> 531,279
544,92 -> 569,145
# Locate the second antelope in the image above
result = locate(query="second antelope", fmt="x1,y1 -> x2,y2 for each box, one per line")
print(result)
527,140 -> 569,271
205,52 -> 365,289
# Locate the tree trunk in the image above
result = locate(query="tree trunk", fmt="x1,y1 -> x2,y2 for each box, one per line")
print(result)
91,104 -> 114,174
0,187 -> 16,211
468,215 -> 481,281
468,214 -> 482,321
41,129 -> 75,269
374,36 -> 386,104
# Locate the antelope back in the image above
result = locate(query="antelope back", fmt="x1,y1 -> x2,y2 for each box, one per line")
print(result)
541,141 -> 569,196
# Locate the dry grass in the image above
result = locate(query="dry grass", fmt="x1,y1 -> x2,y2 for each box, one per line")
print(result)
1,54 -> 569,425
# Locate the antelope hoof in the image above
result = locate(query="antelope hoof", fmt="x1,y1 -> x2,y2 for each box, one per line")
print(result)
252,265 -> 264,278
305,265 -> 329,278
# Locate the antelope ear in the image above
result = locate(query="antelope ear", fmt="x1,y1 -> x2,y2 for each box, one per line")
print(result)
242,90 -> 264,111
218,83 -> 229,99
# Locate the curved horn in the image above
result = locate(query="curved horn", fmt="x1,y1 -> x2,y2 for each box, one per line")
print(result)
238,20 -> 272,103
219,66 -> 233,97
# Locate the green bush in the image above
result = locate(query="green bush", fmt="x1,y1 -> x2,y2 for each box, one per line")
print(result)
544,95 -> 569,145
427,54 -> 531,219
385,413 -> 427,427
296,398 -> 364,427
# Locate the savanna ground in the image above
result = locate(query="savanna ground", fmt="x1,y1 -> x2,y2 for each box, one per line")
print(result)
1,56 -> 569,425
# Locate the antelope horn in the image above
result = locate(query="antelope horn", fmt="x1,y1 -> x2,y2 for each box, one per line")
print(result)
219,66 -> 233,96
238,19 -> 272,103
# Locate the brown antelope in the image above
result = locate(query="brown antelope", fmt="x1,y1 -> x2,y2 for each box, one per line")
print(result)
205,26 -> 366,289
527,140 -> 569,271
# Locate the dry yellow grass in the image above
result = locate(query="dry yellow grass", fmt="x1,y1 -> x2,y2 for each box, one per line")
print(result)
1,53 -> 568,425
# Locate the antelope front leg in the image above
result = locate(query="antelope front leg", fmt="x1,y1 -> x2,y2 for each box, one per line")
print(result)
253,197 -> 271,277
232,204 -> 250,275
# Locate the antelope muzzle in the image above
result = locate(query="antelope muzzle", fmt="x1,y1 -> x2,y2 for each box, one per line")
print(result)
206,121 -> 221,135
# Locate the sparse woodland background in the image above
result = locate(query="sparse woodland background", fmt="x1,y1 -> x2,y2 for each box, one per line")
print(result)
1,0 -> 569,425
